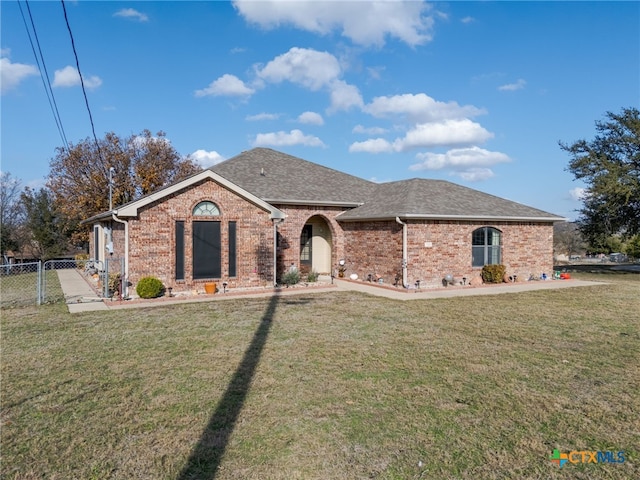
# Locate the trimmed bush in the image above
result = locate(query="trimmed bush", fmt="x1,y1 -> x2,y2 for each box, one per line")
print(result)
136,276 -> 164,299
481,264 -> 507,284
280,270 -> 300,286
306,269 -> 319,282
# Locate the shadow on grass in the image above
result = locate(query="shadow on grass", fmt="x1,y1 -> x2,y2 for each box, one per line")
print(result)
176,293 -> 280,480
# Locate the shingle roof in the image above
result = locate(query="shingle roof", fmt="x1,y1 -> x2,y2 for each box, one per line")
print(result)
88,147 -> 562,224
211,149 -> 562,221
337,178 -> 562,221
210,148 -> 375,205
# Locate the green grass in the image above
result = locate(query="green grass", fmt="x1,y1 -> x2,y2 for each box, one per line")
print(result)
1,273 -> 638,479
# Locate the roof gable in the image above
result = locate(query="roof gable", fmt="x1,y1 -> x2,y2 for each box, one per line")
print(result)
115,169 -> 285,219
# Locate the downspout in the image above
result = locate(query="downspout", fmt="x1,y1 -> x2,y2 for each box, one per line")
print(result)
272,218 -> 285,287
395,217 -> 408,288
111,213 -> 129,298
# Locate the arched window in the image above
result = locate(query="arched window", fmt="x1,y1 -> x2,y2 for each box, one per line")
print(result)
472,227 -> 502,267
193,201 -> 220,216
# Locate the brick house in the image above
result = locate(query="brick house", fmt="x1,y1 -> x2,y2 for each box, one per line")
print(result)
84,147 -> 564,296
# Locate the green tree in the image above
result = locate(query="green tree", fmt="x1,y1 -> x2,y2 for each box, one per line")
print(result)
625,234 -> 640,260
47,130 -> 201,243
21,187 -> 69,261
560,107 -> 640,246
0,172 -> 23,257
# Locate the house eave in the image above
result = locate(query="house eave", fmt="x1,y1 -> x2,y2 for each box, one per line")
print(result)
337,213 -> 566,223
266,198 -> 364,208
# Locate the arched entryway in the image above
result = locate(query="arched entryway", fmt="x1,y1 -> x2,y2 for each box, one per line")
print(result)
299,216 -> 333,275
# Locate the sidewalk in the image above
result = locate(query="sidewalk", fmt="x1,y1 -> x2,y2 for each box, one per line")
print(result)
56,269 -> 108,313
55,268 -> 606,313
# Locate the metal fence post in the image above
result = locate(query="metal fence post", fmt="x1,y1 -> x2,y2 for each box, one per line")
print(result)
37,260 -> 42,305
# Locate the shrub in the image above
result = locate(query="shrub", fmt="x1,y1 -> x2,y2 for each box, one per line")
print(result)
306,269 -> 319,282
136,276 -> 164,298
108,273 -> 122,296
481,264 -> 506,284
75,253 -> 89,270
280,269 -> 300,286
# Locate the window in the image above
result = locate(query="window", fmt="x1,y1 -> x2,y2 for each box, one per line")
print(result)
472,227 -> 502,267
193,201 -> 220,216
175,221 -> 185,280
228,221 -> 237,277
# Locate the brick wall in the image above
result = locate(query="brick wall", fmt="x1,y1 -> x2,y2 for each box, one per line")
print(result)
90,179 -> 555,293
125,178 -> 276,292
341,219 -> 554,287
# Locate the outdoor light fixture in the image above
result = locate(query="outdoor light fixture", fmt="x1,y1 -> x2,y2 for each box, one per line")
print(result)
222,282 -> 228,293
339,259 -> 345,266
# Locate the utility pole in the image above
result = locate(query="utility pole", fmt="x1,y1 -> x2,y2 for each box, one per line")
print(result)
109,166 -> 115,210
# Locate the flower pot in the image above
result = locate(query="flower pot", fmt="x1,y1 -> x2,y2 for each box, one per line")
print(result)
204,282 -> 216,294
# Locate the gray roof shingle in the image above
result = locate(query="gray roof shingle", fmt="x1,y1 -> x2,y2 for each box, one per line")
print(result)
211,148 -> 375,205
337,178 -> 563,221
211,149 -> 562,221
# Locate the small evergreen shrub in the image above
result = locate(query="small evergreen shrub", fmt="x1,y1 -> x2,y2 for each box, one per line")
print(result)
280,270 -> 300,286
136,276 -> 164,298
481,264 -> 506,284
306,269 -> 319,282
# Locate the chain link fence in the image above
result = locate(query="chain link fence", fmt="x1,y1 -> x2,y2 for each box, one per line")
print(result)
0,262 -> 42,308
2,256 -> 127,308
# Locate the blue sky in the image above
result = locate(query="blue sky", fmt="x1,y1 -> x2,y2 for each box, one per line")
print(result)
2,1 -> 638,220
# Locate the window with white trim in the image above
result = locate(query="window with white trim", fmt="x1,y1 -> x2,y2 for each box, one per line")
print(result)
472,227 -> 502,267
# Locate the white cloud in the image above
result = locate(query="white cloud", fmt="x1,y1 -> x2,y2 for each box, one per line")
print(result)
364,93 -> 485,123
349,138 -> 393,154
328,80 -> 364,113
195,74 -> 255,97
498,78 -> 526,91
395,119 -> 493,150
255,47 -> 341,91
233,0 -> 435,47
191,149 -> 224,168
350,120 -> 494,153
0,57 -> 39,94
353,125 -> 388,135
461,16 -> 475,24
246,112 -> 279,121
409,146 -> 510,182
113,8 -> 149,22
455,168 -> 496,182
568,187 -> 588,201
252,129 -> 325,147
53,66 -> 102,89
298,111 -> 324,125
410,146 -> 510,170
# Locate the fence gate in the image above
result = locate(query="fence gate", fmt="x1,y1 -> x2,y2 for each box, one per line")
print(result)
0,261 -> 42,308
41,259 -> 84,305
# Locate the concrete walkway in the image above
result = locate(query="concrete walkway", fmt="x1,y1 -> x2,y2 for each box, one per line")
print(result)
334,278 -> 606,300
55,268 -> 606,313
56,269 -> 108,313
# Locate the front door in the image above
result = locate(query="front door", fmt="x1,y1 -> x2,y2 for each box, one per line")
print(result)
193,221 -> 221,279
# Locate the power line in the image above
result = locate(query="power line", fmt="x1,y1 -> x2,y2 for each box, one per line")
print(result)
17,0 -> 70,152
60,0 -> 104,162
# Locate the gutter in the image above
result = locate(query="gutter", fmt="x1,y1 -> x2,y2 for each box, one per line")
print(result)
111,212 -> 129,298
395,217 -> 408,288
